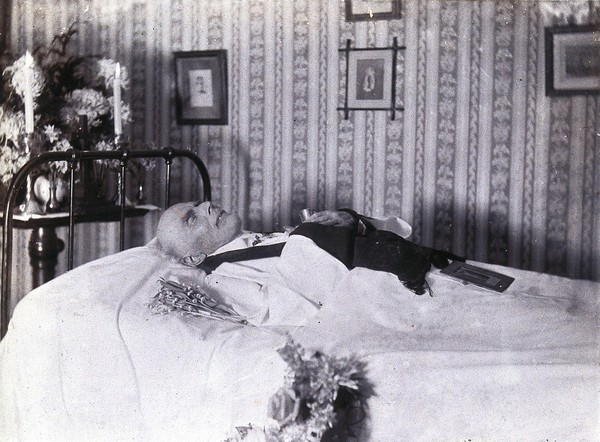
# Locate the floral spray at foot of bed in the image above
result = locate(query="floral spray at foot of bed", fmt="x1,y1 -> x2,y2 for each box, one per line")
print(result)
227,340 -> 374,441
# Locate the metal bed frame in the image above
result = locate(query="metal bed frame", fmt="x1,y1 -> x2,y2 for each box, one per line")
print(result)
1,148 -> 211,338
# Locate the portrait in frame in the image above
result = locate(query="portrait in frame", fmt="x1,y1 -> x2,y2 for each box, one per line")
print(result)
545,26 -> 600,96
347,48 -> 394,110
174,50 -> 228,125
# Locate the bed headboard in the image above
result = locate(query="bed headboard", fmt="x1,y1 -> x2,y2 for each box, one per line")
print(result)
1,148 -> 211,338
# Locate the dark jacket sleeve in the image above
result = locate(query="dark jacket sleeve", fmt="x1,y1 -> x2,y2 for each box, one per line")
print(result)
291,209 -> 464,295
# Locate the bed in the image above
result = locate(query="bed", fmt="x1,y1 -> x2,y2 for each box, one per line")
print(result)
0,151 -> 598,441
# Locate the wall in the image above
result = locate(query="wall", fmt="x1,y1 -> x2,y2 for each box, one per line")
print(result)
0,0 -> 10,51
7,0 -> 600,286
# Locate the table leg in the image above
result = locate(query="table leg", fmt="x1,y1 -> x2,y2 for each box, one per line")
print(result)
28,227 -> 65,288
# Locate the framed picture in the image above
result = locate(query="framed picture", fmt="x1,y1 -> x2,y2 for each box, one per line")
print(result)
345,0 -> 401,22
545,26 -> 600,96
174,50 -> 228,125
347,48 -> 394,109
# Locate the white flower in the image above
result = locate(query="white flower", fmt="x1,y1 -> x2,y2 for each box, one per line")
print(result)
0,107 -> 25,144
96,58 -> 130,90
121,102 -> 132,122
95,140 -> 113,152
43,125 -> 60,143
48,139 -> 72,174
61,88 -> 110,128
94,140 -> 119,169
108,97 -> 132,123
0,26 -> 133,184
0,146 -> 29,183
4,53 -> 45,103
51,139 -> 72,153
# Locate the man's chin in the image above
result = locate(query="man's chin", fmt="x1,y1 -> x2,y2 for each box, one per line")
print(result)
230,214 -> 243,237
222,213 -> 242,240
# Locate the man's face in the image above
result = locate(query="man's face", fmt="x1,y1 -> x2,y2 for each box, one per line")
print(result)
156,201 -> 242,260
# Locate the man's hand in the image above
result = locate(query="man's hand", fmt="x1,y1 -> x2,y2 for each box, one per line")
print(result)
304,210 -> 357,229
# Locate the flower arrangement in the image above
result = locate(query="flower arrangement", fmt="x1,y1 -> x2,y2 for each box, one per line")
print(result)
228,341 -> 373,442
149,279 -> 249,325
148,280 -> 373,441
0,23 -> 131,185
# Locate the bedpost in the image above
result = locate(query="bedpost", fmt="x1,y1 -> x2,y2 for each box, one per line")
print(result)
1,148 -> 212,339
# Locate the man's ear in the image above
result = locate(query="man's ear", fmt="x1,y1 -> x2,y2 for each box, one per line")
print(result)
180,253 -> 207,267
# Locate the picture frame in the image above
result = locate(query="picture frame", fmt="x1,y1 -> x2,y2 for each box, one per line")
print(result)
345,0 -> 401,22
338,38 -> 405,120
545,25 -> 600,96
174,50 -> 228,125
347,49 -> 393,109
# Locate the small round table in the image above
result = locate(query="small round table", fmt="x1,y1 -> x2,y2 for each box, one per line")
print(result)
2,205 -> 155,288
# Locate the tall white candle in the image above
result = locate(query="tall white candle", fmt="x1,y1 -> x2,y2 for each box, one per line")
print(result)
24,51 -> 35,135
113,63 -> 122,136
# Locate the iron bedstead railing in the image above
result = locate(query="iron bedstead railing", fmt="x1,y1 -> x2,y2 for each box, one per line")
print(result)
1,148 -> 211,338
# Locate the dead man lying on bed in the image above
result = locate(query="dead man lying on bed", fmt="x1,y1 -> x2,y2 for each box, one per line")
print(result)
154,201 -> 462,293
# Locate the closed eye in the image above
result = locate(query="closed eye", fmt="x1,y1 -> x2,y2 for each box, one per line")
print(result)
184,210 -> 197,226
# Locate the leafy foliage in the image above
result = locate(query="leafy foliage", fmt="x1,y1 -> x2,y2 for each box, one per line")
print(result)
0,23 -> 130,183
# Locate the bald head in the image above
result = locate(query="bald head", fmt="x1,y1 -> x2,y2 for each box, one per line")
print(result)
156,201 -> 242,265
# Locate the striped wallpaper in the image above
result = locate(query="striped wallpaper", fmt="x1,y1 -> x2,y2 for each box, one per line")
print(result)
5,0 -> 600,308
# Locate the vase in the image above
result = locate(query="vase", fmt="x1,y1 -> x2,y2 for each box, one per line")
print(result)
34,172 -> 68,213
134,183 -> 144,205
114,171 -> 124,205
46,175 -> 61,213
92,162 -> 109,202
134,168 -> 146,205
72,114 -> 108,206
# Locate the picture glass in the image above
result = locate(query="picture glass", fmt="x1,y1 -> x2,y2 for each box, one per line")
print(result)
175,50 -> 228,125
188,69 -> 214,108
545,26 -> 600,95
351,0 -> 395,15
554,32 -> 600,90
348,50 -> 393,108
345,0 -> 401,21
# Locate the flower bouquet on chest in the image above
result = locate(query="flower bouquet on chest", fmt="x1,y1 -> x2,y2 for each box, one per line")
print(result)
0,23 -> 131,213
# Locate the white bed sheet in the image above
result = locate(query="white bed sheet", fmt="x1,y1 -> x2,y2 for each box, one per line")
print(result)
1,235 -> 598,441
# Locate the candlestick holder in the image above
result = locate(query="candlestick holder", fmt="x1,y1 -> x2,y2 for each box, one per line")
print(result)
113,135 -> 129,149
113,135 -> 130,206
15,134 -> 42,215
